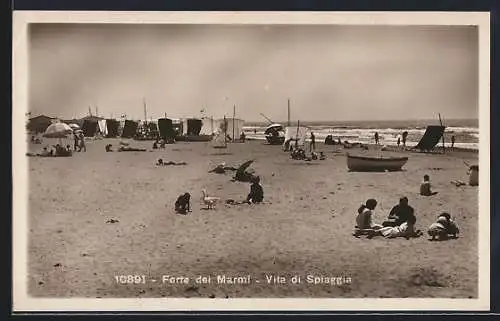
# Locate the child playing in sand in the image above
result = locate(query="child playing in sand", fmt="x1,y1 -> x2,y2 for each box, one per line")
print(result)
427,212 -> 459,241
420,174 -> 436,196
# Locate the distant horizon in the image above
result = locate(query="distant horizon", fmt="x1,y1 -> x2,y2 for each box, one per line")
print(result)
27,111 -> 479,125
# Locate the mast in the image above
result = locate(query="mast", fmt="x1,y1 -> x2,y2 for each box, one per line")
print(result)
143,97 -> 148,125
287,98 -> 291,126
439,113 -> 445,153
232,104 -> 236,142
223,115 -> 227,146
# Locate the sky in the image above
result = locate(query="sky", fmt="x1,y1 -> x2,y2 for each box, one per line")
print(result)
28,24 -> 478,122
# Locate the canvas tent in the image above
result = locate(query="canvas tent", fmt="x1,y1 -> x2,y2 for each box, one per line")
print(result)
81,119 -> 98,137
182,118 -> 203,136
224,118 -> 245,141
98,119 -> 108,137
200,118 -> 220,136
27,115 -> 56,133
211,128 -> 227,148
121,120 -> 138,138
106,119 -> 119,138
284,125 -> 310,147
158,118 -> 176,140
414,125 -> 445,151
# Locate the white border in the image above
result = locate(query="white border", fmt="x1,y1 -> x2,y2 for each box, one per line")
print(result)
12,11 -> 491,312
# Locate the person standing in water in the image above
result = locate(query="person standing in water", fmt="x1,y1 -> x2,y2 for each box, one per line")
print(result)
402,131 -> 408,147
374,132 -> 379,145
451,135 -> 455,148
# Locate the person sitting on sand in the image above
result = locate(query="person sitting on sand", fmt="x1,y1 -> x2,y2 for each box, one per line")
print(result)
373,214 -> 422,239
152,141 -> 158,149
319,152 -> 326,160
40,147 -> 50,156
383,197 -> 415,227
105,144 -> 113,152
427,212 -> 459,241
159,138 -> 166,149
311,151 -> 318,160
355,199 -> 383,231
175,193 -> 191,214
246,176 -> 264,204
420,174 -> 437,196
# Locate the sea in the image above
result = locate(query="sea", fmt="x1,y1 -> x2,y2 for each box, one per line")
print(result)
242,119 -> 479,150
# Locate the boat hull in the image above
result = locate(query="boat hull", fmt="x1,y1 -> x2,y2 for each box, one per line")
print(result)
265,135 -> 285,145
346,154 -> 408,172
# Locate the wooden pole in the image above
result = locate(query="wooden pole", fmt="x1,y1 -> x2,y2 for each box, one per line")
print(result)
143,97 -> 148,125
287,98 -> 291,126
439,113 -> 445,153
232,104 -> 236,142
224,115 -> 227,146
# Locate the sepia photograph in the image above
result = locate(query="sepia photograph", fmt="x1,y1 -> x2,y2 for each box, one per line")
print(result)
12,11 -> 490,311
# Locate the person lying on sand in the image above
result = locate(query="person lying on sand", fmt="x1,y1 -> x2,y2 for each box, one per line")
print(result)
420,174 -> 438,196
427,212 -> 459,241
118,146 -> 147,152
175,193 -> 191,214
353,199 -> 383,237
383,197 -> 414,227
156,158 -> 187,166
246,176 -> 264,204
371,215 -> 423,239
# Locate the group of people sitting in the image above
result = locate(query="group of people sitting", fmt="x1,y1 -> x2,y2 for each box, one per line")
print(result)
290,147 -> 326,161
28,144 -> 73,157
30,136 -> 42,144
152,138 -> 166,149
353,197 -> 458,240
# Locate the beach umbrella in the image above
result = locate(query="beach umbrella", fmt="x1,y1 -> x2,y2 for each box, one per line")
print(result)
69,123 -> 80,129
43,122 -> 73,146
43,122 -> 73,138
264,124 -> 284,135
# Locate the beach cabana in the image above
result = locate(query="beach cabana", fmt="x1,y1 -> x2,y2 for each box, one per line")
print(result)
158,118 -> 176,140
121,120 -> 138,138
106,119 -> 119,138
81,119 -> 98,137
414,125 -> 445,152
224,118 -> 245,141
182,118 -> 203,136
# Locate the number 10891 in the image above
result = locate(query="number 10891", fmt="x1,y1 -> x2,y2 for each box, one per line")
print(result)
114,275 -> 146,284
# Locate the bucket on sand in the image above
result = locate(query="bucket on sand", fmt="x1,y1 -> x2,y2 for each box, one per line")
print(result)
468,165 -> 479,186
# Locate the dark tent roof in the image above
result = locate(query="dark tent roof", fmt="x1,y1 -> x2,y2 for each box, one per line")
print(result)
27,115 -> 55,133
414,125 -> 445,151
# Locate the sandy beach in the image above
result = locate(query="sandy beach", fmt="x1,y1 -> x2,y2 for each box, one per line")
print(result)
27,138 -> 478,298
